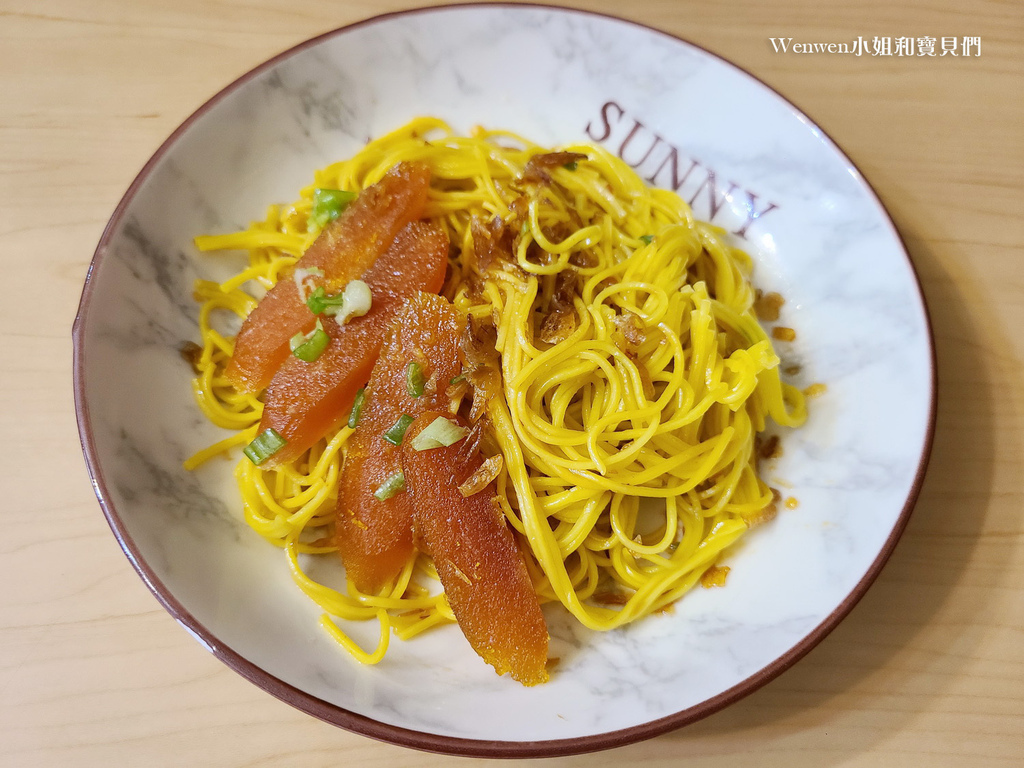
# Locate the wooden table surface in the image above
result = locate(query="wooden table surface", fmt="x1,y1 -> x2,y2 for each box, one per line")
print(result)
2,0 -> 1021,765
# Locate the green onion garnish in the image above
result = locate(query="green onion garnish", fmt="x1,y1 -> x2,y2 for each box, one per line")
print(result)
292,266 -> 324,300
348,387 -> 366,429
373,471 -> 405,501
290,321 -> 330,363
639,235 -> 654,245
406,362 -> 425,398
409,416 -> 468,451
308,188 -> 357,231
449,374 -> 465,385
383,414 -> 415,445
306,286 -> 345,316
563,160 -> 579,171
243,428 -> 287,466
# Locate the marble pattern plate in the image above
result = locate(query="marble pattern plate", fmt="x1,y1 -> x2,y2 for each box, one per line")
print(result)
73,3 -> 935,758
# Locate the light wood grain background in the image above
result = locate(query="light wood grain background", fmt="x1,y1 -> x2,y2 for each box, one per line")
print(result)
1,0 -> 1021,765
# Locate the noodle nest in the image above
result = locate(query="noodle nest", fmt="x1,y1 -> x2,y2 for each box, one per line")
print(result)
187,117 -> 806,664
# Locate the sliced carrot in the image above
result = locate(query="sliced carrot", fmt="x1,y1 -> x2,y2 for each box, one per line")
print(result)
226,161 -> 431,393
257,222 -> 449,467
336,294 -> 464,595
402,411 -> 549,686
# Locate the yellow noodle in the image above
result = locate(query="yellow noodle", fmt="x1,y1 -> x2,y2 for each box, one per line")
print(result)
185,117 -> 806,670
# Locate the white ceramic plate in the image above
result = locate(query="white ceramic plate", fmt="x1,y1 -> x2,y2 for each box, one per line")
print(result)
73,4 -> 935,757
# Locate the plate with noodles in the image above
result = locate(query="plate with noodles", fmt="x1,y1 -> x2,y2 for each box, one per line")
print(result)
73,3 -> 935,758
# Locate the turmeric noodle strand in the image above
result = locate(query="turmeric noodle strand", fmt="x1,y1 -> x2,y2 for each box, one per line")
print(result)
185,117 -> 806,673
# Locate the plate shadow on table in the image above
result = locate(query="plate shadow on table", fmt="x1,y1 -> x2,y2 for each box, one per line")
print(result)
581,190 -> 1019,765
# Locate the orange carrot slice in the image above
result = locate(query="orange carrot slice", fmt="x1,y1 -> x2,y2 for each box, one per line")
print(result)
402,411 -> 549,686
256,222 -> 449,467
226,161 -> 431,393
336,294 -> 463,594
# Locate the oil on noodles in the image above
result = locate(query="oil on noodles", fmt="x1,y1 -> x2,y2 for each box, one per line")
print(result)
186,117 -> 806,668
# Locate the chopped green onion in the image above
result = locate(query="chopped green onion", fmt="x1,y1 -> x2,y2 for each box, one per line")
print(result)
306,286 -> 345,315
449,374 -> 466,385
639,235 -> 654,245
293,266 -> 324,300
410,416 -> 468,451
307,280 -> 372,321
406,362 -> 425,397
373,471 -> 405,501
383,413 -> 415,445
563,160 -> 579,171
335,280 -> 373,323
347,387 -> 366,429
308,188 -> 357,230
290,320 -> 330,362
243,428 -> 287,466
